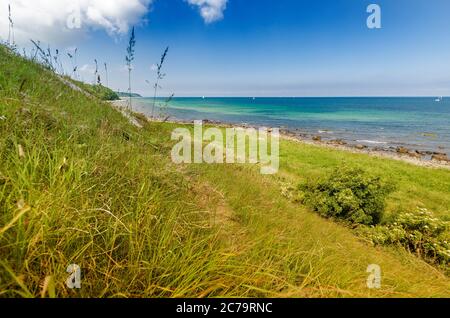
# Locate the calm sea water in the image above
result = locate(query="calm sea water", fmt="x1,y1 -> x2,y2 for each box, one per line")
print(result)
132,97 -> 450,155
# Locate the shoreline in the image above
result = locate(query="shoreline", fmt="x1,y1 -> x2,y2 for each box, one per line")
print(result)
111,99 -> 450,170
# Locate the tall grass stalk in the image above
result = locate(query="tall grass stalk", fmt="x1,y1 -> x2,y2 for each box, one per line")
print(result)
104,63 -> 109,87
94,59 -> 99,85
54,49 -> 64,75
67,48 -> 78,79
8,4 -> 15,47
30,40 -> 54,71
125,27 -> 136,111
150,47 -> 169,118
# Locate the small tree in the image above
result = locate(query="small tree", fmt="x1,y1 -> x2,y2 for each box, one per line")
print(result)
125,27 -> 136,110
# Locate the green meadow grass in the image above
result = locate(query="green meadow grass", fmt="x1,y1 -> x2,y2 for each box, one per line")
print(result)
0,46 -> 449,297
278,140 -> 450,221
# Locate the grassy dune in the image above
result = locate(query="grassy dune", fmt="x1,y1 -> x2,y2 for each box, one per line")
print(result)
0,46 -> 449,297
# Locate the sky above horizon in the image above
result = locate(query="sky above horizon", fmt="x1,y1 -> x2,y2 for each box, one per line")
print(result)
1,0 -> 450,97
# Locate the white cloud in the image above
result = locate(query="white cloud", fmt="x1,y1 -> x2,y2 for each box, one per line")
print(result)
80,63 -> 95,73
0,0 -> 152,45
119,64 -> 133,72
78,63 -> 97,82
0,0 -> 228,46
186,0 -> 227,23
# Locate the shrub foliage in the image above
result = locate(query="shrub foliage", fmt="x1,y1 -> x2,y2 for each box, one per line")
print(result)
360,208 -> 450,267
299,167 -> 393,225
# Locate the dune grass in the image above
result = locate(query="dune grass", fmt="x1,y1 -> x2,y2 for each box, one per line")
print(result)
0,46 -> 449,298
69,79 -> 120,101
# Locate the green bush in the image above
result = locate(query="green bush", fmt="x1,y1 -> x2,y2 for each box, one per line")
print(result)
299,167 -> 393,225
360,208 -> 449,267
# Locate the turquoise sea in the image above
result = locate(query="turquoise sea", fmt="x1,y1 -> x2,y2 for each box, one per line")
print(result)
132,97 -> 450,156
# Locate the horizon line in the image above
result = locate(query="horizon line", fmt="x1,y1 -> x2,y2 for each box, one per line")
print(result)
135,95 -> 448,99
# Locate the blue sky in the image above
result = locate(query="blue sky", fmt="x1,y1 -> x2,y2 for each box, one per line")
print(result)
3,0 -> 450,96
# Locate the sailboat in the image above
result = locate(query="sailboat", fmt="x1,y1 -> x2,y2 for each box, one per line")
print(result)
435,96 -> 443,102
